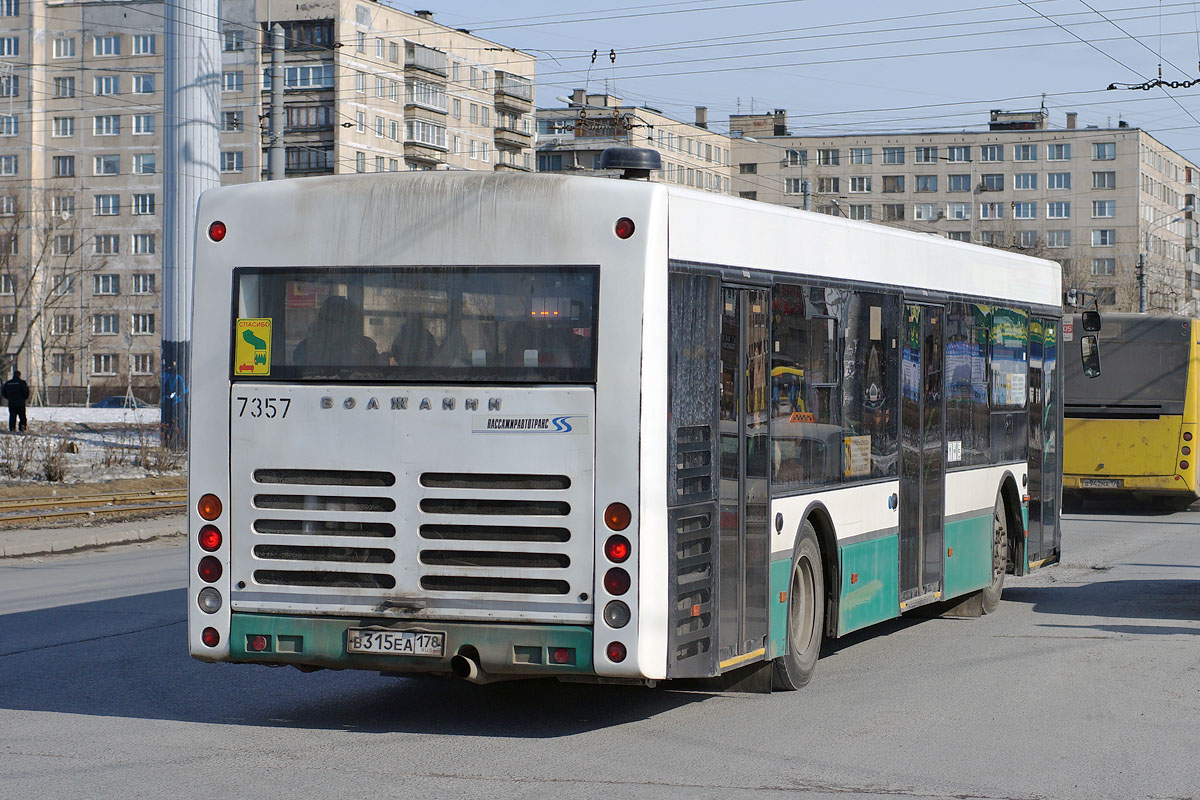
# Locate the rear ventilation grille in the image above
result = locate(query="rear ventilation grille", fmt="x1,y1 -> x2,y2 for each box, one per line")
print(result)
254,469 -> 396,487
420,576 -> 569,594
419,498 -> 569,516
253,544 -> 395,564
254,519 -> 396,538
254,570 -> 396,589
420,472 -> 570,490
421,550 -> 569,569
419,524 -> 569,543
254,494 -> 396,512
667,504 -> 717,678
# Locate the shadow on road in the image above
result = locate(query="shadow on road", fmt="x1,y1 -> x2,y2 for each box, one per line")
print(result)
1004,578 -> 1200,631
0,588 -> 705,735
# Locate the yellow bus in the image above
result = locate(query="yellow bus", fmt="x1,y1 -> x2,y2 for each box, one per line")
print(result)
1063,313 -> 1200,509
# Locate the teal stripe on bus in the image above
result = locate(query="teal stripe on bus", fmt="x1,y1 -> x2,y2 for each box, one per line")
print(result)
838,535 -> 899,635
943,513 -> 993,598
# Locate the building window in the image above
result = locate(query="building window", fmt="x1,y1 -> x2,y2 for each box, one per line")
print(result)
947,231 -> 970,242
93,35 -> 120,56
405,119 -> 447,149
133,231 -> 156,253
92,314 -> 119,335
849,147 -> 872,165
738,163 -> 757,175
133,34 -> 155,55
0,114 -> 14,136
980,144 -> 1003,162
94,75 -> 121,96
882,146 -> 905,164
1014,173 -> 1037,190
946,203 -> 969,220
94,274 -> 119,295
131,313 -> 154,335
93,155 -> 119,176
1093,142 -> 1116,160
93,234 -> 119,255
915,175 -> 937,192
92,354 -> 116,376
132,273 -> 155,294
1014,144 -> 1037,161
1047,230 -> 1071,248
131,74 -> 154,95
1092,257 -> 1116,275
1047,201 -> 1071,219
849,176 -> 871,193
882,175 -> 905,193
1048,172 -> 1071,189
51,314 -> 74,335
355,71 -> 366,93
51,234 -> 72,254
222,71 -> 243,92
947,145 -> 970,162
221,111 -> 241,132
132,194 -> 155,216
947,174 -> 971,192
817,148 -> 840,166
914,203 -> 939,221
374,155 -> 385,172
93,115 -> 119,135
1013,202 -> 1036,219
883,203 -> 905,221
849,204 -> 872,220
53,117 -> 75,137
0,273 -> 13,294
1092,229 -> 1116,246
1015,230 -> 1038,248
53,37 -> 75,59
1092,199 -> 1115,218
1047,143 -> 1071,161
222,29 -> 243,51
1093,171 -> 1116,189
914,146 -> 937,163
375,116 -> 385,138
784,178 -> 805,194
52,195 -> 74,218
53,76 -> 75,98
1096,287 -> 1117,305
817,177 -> 839,194
133,153 -> 155,174
133,114 -> 154,135
52,354 -> 76,375
0,154 -> 16,175
1,73 -> 20,97
785,148 -> 807,166
980,173 -> 1003,191
220,151 -> 243,173
53,155 -> 74,177
132,353 -> 153,375
0,195 -> 12,216
980,202 -> 1004,219
93,194 -> 119,215
355,151 -> 365,173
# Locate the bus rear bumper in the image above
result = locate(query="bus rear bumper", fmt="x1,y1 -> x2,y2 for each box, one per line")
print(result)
1062,474 -> 1193,493
225,612 -> 594,678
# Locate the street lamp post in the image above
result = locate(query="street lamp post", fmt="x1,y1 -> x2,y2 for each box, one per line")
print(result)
1140,205 -> 1194,313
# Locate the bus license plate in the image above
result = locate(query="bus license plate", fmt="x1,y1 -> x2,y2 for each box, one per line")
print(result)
346,629 -> 445,657
1081,478 -> 1123,488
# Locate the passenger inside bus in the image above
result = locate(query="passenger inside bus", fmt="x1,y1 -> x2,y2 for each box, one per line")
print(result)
389,316 -> 437,366
292,295 -> 380,367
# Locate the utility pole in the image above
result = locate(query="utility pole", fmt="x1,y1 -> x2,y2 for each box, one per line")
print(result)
162,1 -> 220,449
1137,252 -> 1147,313
268,24 -> 285,180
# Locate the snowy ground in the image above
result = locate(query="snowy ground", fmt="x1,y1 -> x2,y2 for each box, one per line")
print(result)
1,406 -> 181,486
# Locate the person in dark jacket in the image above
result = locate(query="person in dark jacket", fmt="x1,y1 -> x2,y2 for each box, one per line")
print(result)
2,369 -> 29,432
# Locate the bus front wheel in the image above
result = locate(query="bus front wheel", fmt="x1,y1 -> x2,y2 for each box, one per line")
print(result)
981,494 -> 1008,615
772,521 -> 824,691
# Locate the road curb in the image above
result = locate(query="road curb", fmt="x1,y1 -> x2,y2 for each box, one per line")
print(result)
0,518 -> 186,558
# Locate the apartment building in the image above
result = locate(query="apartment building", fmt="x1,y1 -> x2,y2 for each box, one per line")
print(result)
537,91 -> 734,194
730,109 -> 1200,313
0,0 -> 535,402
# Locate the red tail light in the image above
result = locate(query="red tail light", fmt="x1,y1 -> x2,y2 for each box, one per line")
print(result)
208,221 -> 227,242
198,494 -> 222,521
197,555 -> 222,583
248,635 -> 269,652
604,534 -> 631,563
614,217 -> 635,239
604,567 -> 630,596
606,641 -> 627,662
198,525 -> 222,552
201,627 -> 220,647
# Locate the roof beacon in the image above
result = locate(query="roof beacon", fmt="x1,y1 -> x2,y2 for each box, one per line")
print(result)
599,147 -> 662,180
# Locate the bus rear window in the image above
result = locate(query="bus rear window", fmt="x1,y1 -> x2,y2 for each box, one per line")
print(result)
233,266 -> 598,383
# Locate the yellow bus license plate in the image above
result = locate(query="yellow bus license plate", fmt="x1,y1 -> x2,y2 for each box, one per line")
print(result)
346,629 -> 445,657
1081,479 -> 1122,488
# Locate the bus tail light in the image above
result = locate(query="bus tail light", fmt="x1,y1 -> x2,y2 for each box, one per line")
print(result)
604,534 -> 631,563
1183,446 -> 1191,456
197,587 -> 222,614
198,525 -> 222,552
197,556 -> 223,583
603,568 -> 630,596
1181,461 -> 1190,471
603,601 -> 631,628
208,221 -> 227,242
1185,432 -> 1194,442
201,627 -> 221,647
198,494 -> 223,521
606,641 -> 627,662
614,217 -> 635,239
604,502 -> 631,531
248,635 -> 269,652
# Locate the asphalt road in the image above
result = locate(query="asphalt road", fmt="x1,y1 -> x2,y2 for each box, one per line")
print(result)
1,508 -> 1198,800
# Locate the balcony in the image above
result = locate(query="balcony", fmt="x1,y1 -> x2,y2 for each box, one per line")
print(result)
404,142 -> 446,166
494,126 -> 532,149
494,71 -> 533,113
405,41 -> 448,77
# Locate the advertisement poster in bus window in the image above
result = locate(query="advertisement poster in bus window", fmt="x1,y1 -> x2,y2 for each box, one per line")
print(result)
901,305 -> 921,402
235,318 -> 272,375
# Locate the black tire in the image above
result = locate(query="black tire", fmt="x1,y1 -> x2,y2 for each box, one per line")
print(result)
772,521 -> 825,691
981,492 -> 1008,615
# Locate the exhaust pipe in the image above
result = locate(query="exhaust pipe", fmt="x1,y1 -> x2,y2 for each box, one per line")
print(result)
450,652 -> 517,685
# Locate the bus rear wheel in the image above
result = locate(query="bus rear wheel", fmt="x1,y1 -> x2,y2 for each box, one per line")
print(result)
981,494 -> 1008,615
772,522 -> 824,691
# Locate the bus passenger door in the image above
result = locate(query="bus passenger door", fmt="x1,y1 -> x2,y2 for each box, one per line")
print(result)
1027,318 -> 1061,564
717,287 -> 770,667
899,303 -> 946,605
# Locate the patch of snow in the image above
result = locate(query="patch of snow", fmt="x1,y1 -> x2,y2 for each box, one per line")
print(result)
25,406 -> 162,426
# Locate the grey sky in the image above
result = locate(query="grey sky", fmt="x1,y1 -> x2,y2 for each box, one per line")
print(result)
394,0 -> 1200,157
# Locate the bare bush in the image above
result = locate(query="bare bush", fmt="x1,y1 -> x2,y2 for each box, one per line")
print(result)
1,434 -> 38,479
38,437 -> 68,482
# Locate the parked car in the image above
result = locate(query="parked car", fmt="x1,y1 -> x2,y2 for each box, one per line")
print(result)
91,395 -> 152,408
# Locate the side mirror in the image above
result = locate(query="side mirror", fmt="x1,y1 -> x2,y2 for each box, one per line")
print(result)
1081,310 -> 1101,332
1081,334 -> 1102,378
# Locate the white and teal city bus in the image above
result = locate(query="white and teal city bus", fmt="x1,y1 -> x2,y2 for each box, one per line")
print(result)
188,159 -> 1063,689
